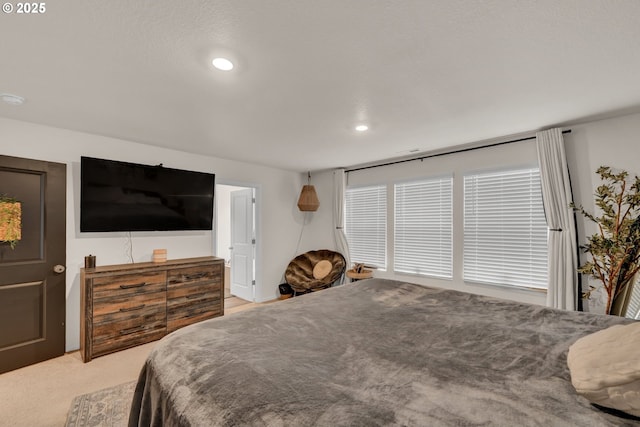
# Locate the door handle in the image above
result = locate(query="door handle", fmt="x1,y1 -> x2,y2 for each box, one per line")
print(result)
53,264 -> 66,274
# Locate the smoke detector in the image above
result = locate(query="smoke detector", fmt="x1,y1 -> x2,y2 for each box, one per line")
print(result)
1,93 -> 25,106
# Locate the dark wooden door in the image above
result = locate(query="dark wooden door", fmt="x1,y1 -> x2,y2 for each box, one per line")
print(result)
0,155 -> 66,374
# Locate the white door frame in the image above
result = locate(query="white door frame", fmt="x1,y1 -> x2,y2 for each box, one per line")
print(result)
214,180 -> 261,302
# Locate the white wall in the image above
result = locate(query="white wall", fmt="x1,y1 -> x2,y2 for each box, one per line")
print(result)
564,111 -> 640,312
0,117 -> 304,351
3,111 -> 638,351
303,111 -> 640,312
292,170 -> 337,255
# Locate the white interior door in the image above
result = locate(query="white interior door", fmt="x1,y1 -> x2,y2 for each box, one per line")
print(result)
230,188 -> 255,301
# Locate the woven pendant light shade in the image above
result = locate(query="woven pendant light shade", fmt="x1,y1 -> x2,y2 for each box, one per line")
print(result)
297,172 -> 320,211
297,185 -> 320,211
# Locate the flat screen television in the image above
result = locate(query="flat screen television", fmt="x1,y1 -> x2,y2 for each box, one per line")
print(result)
80,156 -> 215,232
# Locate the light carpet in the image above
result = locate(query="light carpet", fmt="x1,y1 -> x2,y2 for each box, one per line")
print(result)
65,381 -> 135,427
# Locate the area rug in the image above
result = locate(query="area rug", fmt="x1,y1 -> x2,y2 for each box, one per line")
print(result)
65,381 -> 135,427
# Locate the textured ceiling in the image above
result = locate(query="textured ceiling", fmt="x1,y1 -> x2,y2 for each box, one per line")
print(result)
1,0 -> 639,172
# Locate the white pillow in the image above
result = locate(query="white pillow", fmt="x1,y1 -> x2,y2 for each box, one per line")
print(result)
567,322 -> 640,416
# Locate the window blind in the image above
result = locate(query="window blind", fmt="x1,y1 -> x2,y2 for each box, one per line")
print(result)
345,185 -> 386,269
463,168 -> 548,289
394,177 -> 453,278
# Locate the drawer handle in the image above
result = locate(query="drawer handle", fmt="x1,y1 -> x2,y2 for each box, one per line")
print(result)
120,325 -> 145,335
120,282 -> 146,289
119,304 -> 146,312
186,292 -> 206,300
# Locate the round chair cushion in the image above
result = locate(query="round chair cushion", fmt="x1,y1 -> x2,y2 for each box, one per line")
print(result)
313,260 -> 333,279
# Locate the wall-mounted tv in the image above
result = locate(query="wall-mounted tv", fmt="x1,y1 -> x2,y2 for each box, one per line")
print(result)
80,156 -> 215,232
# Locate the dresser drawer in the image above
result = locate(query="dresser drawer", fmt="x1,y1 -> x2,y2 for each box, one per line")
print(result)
92,316 -> 166,358
93,308 -> 166,342
167,277 -> 221,300
92,291 -> 166,357
167,283 -> 222,326
167,284 -> 221,317
93,291 -> 166,320
167,264 -> 222,287
167,298 -> 222,334
92,272 -> 166,300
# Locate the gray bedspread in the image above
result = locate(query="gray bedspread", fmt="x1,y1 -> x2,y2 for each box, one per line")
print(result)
129,278 -> 639,426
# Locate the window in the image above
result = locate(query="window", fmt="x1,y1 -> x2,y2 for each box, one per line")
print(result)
345,185 -> 386,269
394,177 -> 453,278
464,168 -> 548,289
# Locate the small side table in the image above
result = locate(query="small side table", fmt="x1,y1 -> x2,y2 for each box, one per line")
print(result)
346,269 -> 373,282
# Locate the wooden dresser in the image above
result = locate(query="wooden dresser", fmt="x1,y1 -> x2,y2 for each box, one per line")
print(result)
80,256 -> 224,362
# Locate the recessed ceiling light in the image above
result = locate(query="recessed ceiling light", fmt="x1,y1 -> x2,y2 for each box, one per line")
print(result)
355,124 -> 369,132
212,57 -> 234,71
1,93 -> 25,106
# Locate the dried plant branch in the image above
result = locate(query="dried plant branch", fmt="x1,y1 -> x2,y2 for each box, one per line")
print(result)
573,166 -> 640,314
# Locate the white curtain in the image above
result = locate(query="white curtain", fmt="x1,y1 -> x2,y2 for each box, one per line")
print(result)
333,169 -> 351,282
536,128 -> 578,310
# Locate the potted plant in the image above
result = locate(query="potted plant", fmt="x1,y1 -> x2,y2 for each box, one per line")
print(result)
572,166 -> 640,315
0,195 -> 22,249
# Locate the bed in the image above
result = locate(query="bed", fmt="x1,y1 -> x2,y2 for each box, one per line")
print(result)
129,278 -> 639,426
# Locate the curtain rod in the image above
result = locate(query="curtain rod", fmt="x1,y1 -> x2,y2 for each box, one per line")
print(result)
346,129 -> 572,173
